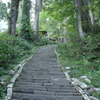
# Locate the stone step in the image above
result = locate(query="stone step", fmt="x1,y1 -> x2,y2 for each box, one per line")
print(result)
55,92 -> 81,96
24,66 -> 62,71
13,86 -> 77,94
16,78 -> 70,84
13,86 -> 46,93
24,62 -> 58,66
46,88 -> 78,93
23,66 -> 61,70
45,87 -> 78,92
16,78 -> 50,82
15,82 -> 73,87
15,82 -> 42,86
19,73 -> 65,78
34,90 -> 55,96
50,78 -> 71,84
14,84 -> 76,90
22,70 -> 49,73
34,90 -> 81,96
43,82 -> 73,87
12,92 -> 84,100
45,85 -> 77,90
18,74 -> 65,79
22,70 -> 64,75
11,46 -> 83,100
34,75 -> 65,78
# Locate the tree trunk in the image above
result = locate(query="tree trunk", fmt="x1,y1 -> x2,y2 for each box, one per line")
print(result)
88,0 -> 95,25
9,0 -> 20,36
21,0 -> 31,40
63,27 -> 68,43
34,0 -> 41,41
74,0 -> 85,38
63,18 -> 68,43
98,0 -> 100,23
81,0 -> 93,33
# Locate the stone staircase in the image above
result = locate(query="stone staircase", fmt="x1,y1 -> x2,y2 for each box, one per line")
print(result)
11,46 -> 84,100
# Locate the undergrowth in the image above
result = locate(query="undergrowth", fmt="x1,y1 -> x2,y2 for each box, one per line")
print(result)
33,37 -> 56,46
57,33 -> 100,99
0,34 -> 34,69
0,33 -> 36,99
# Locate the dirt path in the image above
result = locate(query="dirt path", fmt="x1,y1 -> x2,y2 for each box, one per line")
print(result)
11,45 -> 83,100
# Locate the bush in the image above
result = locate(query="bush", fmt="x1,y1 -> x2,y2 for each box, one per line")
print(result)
0,34 -> 33,69
56,32 -> 100,90
92,91 -> 100,99
34,37 -> 56,46
0,33 -> 35,99
92,23 -> 100,34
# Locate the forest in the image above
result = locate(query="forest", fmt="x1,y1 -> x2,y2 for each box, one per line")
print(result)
0,0 -> 100,99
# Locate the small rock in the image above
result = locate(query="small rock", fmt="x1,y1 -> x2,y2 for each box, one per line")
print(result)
64,72 -> 71,81
66,70 -> 70,73
72,78 -> 89,89
80,76 -> 91,83
0,76 -> 10,82
14,64 -> 21,70
87,88 -> 95,95
80,83 -> 88,89
65,67 -> 70,70
0,81 -> 6,85
9,70 -> 15,75
94,88 -> 100,92
89,96 -> 99,100
72,78 -> 81,85
7,84 -> 13,88
80,76 -> 87,79
0,76 -> 10,85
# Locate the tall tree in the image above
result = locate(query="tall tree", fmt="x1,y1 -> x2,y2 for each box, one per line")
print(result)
34,0 -> 41,41
74,0 -> 86,38
8,0 -> 20,36
88,0 -> 95,25
80,0 -> 93,33
21,0 -> 31,40
98,0 -> 100,23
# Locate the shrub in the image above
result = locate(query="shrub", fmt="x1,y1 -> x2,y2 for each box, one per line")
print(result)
56,32 -> 100,90
34,37 -> 56,46
0,34 -> 33,69
92,23 -> 100,34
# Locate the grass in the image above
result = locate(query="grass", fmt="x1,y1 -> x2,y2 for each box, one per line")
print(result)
0,34 -> 39,99
93,91 -> 100,99
59,55 -> 100,87
0,47 -> 38,99
56,42 -> 100,100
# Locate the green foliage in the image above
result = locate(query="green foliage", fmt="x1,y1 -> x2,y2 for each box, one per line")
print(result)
46,1 -> 74,22
39,11 -> 60,39
0,34 -> 33,69
21,0 -> 32,41
92,23 -> 100,34
40,0 -> 99,99
34,37 -> 56,46
0,85 -> 6,99
57,32 -> 100,99
0,32 -> 37,99
0,1 -> 7,20
88,70 -> 100,87
92,91 -> 100,100
39,0 -> 77,44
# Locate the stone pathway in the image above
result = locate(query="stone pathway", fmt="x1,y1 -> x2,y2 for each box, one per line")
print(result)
11,45 -> 84,100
